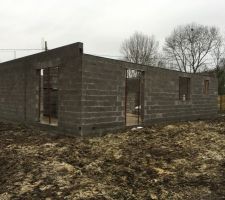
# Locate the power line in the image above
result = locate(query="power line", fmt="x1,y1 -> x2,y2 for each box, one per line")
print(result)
0,48 -> 45,60
0,48 -> 43,51
0,40 -> 48,60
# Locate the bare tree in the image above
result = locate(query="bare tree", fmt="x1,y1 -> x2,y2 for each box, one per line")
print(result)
211,36 -> 225,70
211,40 -> 225,95
163,23 -> 223,73
120,32 -> 159,66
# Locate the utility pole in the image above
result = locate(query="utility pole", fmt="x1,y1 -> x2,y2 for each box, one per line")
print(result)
45,41 -> 48,51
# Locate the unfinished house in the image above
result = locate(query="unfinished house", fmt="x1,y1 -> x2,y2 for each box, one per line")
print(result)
0,42 -> 218,135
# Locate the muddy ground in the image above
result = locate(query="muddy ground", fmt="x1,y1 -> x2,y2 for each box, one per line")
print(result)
0,118 -> 225,200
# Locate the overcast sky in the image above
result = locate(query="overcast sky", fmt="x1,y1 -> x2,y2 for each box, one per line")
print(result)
0,0 -> 225,62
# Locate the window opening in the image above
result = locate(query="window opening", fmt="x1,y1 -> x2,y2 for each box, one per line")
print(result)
203,80 -> 209,95
179,77 -> 190,101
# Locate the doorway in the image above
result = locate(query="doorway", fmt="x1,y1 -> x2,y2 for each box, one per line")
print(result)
38,67 -> 59,126
125,69 -> 144,126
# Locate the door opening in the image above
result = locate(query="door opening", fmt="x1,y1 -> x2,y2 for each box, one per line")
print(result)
38,67 -> 59,126
125,69 -> 144,126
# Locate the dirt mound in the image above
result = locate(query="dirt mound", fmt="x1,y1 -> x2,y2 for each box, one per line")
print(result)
0,119 -> 225,199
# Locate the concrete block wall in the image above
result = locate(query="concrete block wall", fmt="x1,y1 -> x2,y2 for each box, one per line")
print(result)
144,67 -> 218,123
57,47 -> 83,131
80,55 -> 125,135
0,43 -> 83,133
0,61 -> 26,121
43,67 -> 59,118
81,54 -> 218,135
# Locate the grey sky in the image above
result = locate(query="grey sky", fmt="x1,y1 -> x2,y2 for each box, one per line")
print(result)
0,0 -> 225,62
